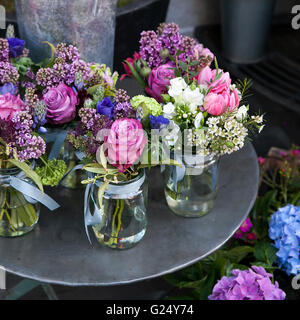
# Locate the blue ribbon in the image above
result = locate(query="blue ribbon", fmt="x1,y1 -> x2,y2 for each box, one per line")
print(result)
0,173 -> 60,211
42,130 -> 68,160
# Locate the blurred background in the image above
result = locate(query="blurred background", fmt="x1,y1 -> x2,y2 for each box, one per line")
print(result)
0,0 -> 299,299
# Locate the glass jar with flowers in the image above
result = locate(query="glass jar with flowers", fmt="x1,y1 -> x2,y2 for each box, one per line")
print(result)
123,23 -> 265,218
67,88 -> 173,249
0,37 -> 66,236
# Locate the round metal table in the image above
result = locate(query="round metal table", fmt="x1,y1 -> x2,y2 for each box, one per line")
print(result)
0,143 -> 258,286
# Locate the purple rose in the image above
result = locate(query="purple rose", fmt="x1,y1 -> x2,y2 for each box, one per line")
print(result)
44,83 -> 78,125
0,83 -> 18,95
145,63 -> 174,103
7,38 -> 25,58
96,97 -> 115,119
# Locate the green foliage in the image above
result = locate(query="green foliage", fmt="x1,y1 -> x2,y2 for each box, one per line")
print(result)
35,158 -> 67,187
165,147 -> 300,300
236,78 -> 253,103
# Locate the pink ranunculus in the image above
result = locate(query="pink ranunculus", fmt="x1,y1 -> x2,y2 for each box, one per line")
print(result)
198,66 -> 231,94
105,118 -> 147,172
0,93 -> 24,120
144,63 -> 174,103
203,92 -> 227,116
44,83 -> 78,125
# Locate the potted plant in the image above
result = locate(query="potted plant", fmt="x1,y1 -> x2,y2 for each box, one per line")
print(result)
220,0 -> 276,64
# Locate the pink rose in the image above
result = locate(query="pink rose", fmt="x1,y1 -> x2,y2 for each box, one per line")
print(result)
105,118 -> 147,172
145,63 -> 174,102
0,93 -> 24,120
198,66 -> 231,94
44,83 -> 78,125
203,92 -> 227,116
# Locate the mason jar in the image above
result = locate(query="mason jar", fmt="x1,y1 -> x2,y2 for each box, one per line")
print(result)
0,167 -> 40,237
90,170 -> 148,250
164,153 -> 219,218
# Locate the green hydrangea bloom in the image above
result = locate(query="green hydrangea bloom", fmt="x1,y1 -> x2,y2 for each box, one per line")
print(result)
130,95 -> 162,117
36,159 -> 67,187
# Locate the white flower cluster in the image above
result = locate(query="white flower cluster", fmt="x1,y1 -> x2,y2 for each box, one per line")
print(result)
163,77 -> 206,128
160,78 -> 264,156
206,116 -> 248,155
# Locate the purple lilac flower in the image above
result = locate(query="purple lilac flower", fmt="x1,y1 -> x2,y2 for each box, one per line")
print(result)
0,61 -> 19,85
209,266 -> 286,300
269,204 -> 300,275
0,82 -> 17,95
56,43 -> 80,63
0,38 -> 9,62
113,102 -> 136,119
96,97 -> 115,119
0,111 -> 46,161
149,114 -> 169,129
7,38 -> 25,58
139,30 -> 163,69
115,89 -> 130,104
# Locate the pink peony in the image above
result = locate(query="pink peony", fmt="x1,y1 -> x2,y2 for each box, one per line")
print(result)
105,118 -> 147,172
197,66 -> 231,94
203,92 -> 227,116
229,87 -> 240,111
0,93 -> 24,120
145,63 -> 174,103
43,83 -> 78,125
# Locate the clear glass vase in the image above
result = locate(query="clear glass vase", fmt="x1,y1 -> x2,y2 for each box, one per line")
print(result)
0,167 -> 40,237
164,154 -> 219,218
59,140 -> 86,189
90,170 -> 148,250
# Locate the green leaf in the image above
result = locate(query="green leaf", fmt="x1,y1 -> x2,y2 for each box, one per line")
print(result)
161,94 -> 171,103
179,61 -> 188,72
224,246 -> 254,264
254,241 -> 278,267
125,61 -> 146,88
87,84 -> 104,95
8,159 -> 44,193
99,145 -> 107,169
42,41 -> 56,60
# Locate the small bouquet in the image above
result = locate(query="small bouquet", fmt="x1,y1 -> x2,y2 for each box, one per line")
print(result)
123,22 -> 264,155
67,86 -> 172,248
0,37 -> 66,237
122,23 -> 264,218
18,41 -> 118,187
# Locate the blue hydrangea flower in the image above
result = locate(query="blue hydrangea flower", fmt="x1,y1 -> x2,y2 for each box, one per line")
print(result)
0,82 -> 17,95
149,115 -> 169,129
96,97 -> 115,119
7,38 -> 25,58
269,204 -> 300,275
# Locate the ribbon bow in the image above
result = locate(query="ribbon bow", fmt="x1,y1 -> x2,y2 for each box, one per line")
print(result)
0,172 -> 60,211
